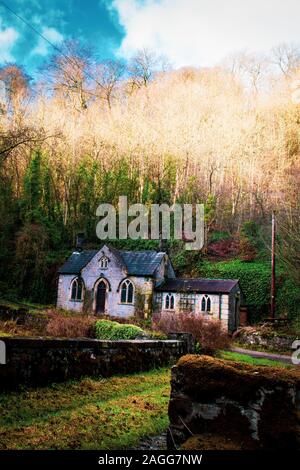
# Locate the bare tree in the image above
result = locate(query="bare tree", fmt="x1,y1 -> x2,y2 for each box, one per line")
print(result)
127,48 -> 169,92
44,40 -> 93,111
241,53 -> 269,93
0,52 -> 298,250
224,51 -> 247,78
0,65 -> 31,117
225,52 -> 269,92
94,59 -> 125,109
277,212 -> 300,285
272,42 -> 300,76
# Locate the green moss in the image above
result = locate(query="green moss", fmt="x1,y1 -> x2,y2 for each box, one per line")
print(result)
177,355 -> 299,382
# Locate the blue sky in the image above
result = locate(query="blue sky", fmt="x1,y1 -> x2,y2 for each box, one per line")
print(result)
1,0 -> 300,76
0,0 -> 125,74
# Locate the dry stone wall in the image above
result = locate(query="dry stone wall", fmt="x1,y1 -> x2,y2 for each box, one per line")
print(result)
0,336 -> 191,390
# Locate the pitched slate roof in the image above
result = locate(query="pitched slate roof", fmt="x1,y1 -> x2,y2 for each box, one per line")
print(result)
58,247 -> 165,276
58,250 -> 98,274
155,278 -> 239,293
120,251 -> 165,276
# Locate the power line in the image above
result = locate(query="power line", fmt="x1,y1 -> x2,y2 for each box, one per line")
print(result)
1,1 -> 64,55
0,0 -> 102,87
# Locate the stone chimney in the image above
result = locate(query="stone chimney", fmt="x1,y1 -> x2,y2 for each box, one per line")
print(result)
75,232 -> 85,252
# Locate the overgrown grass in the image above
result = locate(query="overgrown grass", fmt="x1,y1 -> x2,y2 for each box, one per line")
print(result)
218,350 -> 292,368
0,368 -> 170,450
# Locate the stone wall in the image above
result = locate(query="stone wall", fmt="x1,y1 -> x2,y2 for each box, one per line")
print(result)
0,336 -> 190,390
168,354 -> 300,450
234,326 -> 298,353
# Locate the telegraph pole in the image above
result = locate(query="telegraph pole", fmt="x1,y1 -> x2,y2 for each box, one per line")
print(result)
270,211 -> 276,320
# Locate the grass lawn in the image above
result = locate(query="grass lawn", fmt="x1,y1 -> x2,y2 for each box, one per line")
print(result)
218,350 -> 293,368
0,368 -> 170,450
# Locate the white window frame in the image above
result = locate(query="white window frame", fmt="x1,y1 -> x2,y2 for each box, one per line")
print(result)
99,256 -> 109,269
201,294 -> 212,313
165,293 -> 175,310
120,279 -> 134,304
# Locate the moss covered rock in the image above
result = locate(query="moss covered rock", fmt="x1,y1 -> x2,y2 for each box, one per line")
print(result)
168,354 -> 300,450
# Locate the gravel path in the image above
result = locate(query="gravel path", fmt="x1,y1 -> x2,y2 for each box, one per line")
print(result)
231,346 -> 295,365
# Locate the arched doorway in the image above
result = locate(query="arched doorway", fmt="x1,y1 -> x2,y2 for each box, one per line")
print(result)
96,280 -> 107,314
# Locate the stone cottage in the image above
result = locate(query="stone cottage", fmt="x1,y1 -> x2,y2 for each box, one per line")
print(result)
57,244 -> 243,331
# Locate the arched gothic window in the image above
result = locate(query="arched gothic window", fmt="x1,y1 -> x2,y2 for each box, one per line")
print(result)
201,294 -> 211,312
70,277 -> 84,301
120,279 -> 134,304
165,293 -> 175,310
99,256 -> 108,269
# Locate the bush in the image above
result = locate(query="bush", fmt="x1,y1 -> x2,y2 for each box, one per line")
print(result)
94,319 -> 145,340
99,314 -> 152,329
208,238 -> 239,257
152,311 -> 230,354
45,315 -> 95,338
102,316 -> 166,339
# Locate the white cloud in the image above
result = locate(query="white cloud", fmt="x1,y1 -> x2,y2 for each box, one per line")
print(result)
32,27 -> 64,56
112,0 -> 300,67
0,21 -> 19,62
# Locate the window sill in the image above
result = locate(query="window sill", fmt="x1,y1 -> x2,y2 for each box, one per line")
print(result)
118,303 -> 134,306
70,299 -> 83,303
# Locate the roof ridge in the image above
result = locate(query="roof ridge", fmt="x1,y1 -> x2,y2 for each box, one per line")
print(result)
176,277 -> 239,281
156,277 -> 239,294
119,250 -> 165,254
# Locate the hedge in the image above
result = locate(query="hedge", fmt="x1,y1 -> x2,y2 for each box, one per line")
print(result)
94,319 -> 145,340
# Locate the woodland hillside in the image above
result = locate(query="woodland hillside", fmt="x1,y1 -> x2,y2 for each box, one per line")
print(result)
0,43 -> 299,319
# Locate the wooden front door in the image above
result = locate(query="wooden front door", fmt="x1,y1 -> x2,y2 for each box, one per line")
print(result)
96,281 -> 106,314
